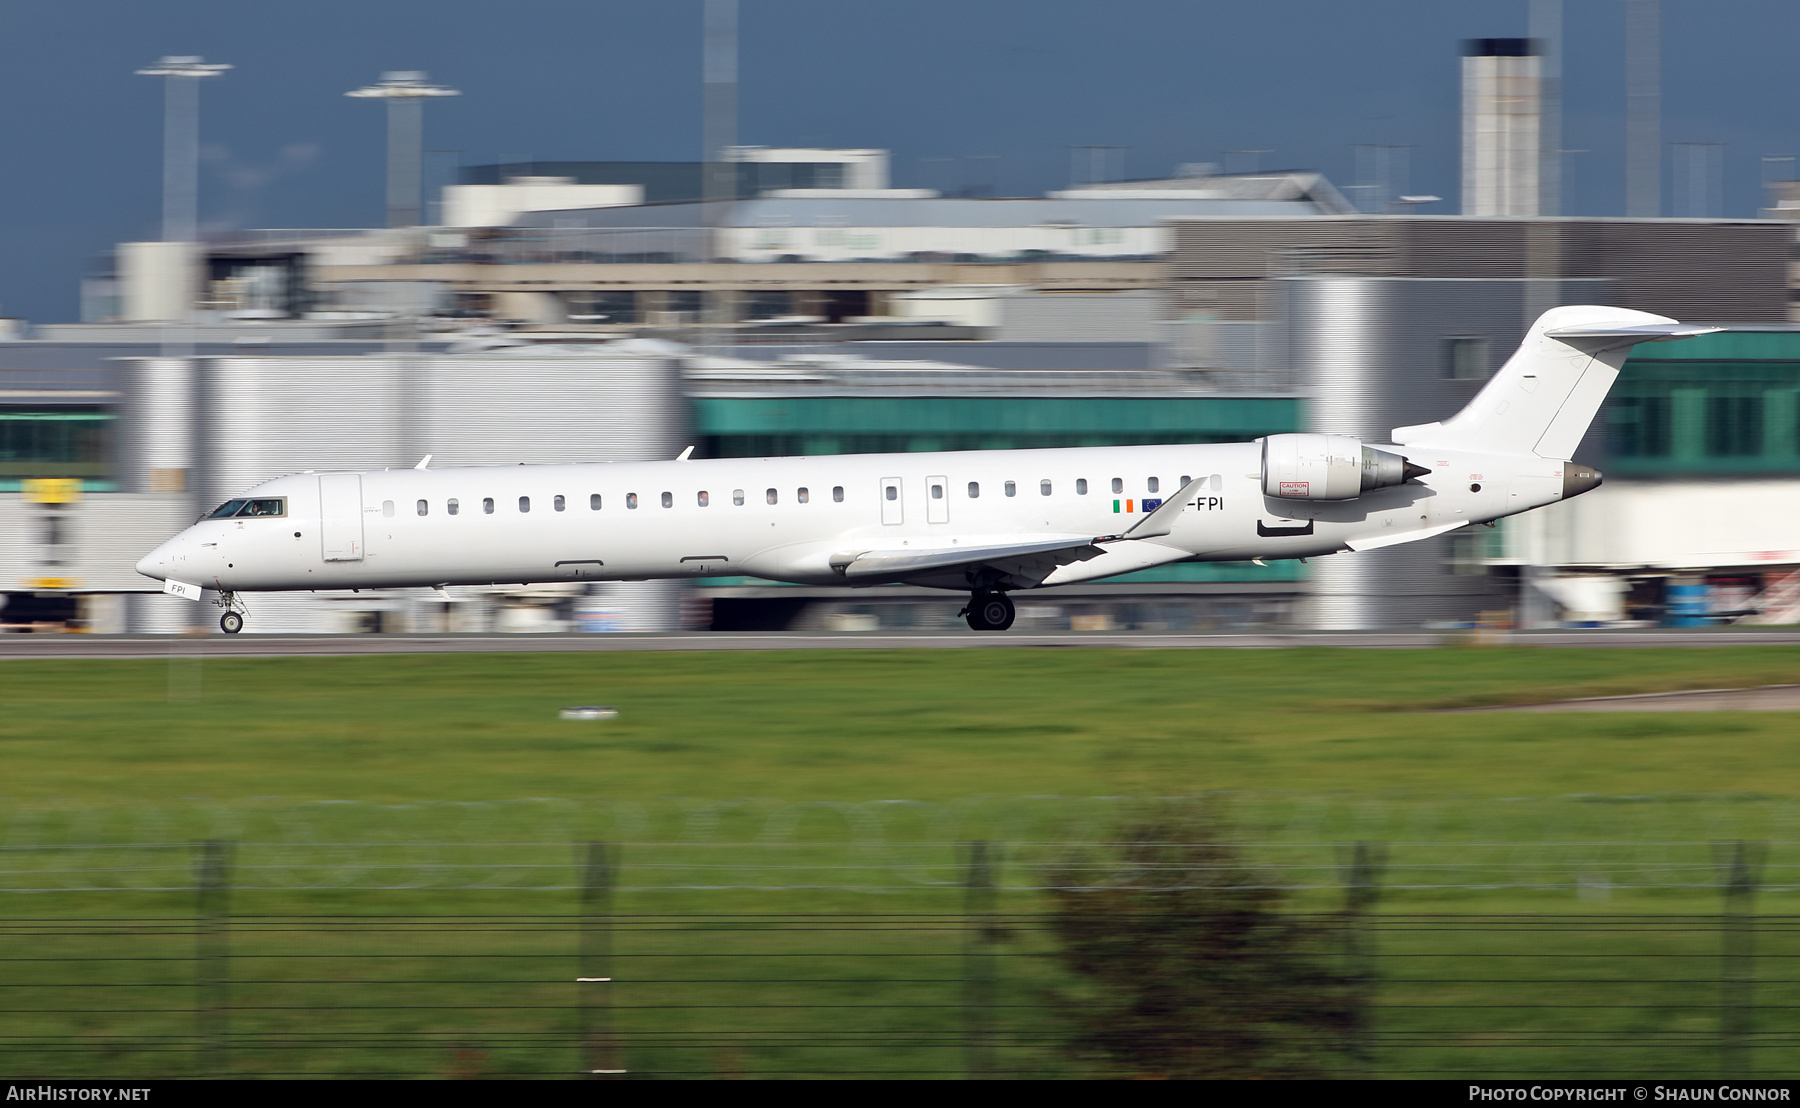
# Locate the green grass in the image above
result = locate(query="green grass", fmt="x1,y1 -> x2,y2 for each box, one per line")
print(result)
3,645 -> 1800,1078
0,645 -> 1797,805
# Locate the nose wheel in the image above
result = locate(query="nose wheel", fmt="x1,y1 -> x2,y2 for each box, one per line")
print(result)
961,592 -> 1015,632
213,591 -> 247,634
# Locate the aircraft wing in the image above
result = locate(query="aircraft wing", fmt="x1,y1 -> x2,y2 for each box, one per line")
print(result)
831,535 -> 1106,582
829,478 -> 1210,586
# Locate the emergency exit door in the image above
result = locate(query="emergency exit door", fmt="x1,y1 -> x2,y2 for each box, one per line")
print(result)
926,475 -> 949,523
880,477 -> 903,525
319,473 -> 365,561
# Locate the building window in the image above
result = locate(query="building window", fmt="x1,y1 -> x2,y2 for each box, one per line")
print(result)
798,487 -> 810,503
733,489 -> 745,506
1446,337 -> 1490,380
1076,478 -> 1088,495
1004,481 -> 1016,497
416,499 -> 428,516
698,490 -> 710,507
1111,478 -> 1123,494
590,494 -> 601,510
554,494 -> 566,512
968,481 -> 979,498
1040,480 -> 1052,496
832,486 -> 844,502
1147,477 -> 1160,493
1708,395 -> 1764,457
627,493 -> 638,509
483,497 -> 495,514
1611,397 -> 1672,457
382,500 -> 395,517
661,491 -> 673,508
519,496 -> 530,513
448,498 -> 459,516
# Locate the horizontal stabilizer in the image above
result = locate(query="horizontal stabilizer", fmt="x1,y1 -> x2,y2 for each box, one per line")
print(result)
1543,322 -> 1723,342
832,535 -> 1103,581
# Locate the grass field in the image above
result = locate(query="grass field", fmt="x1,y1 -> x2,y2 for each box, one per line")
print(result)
1,645 -> 1798,804
2,645 -> 1799,1078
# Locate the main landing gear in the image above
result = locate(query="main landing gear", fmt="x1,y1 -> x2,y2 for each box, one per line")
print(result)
214,591 -> 246,634
961,591 -> 1015,632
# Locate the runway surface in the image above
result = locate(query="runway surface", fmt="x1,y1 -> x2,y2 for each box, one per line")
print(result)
2,628 -> 1799,658
1451,684 -> 1800,712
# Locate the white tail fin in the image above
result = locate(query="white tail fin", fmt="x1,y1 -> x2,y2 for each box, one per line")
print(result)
1392,306 -> 1720,459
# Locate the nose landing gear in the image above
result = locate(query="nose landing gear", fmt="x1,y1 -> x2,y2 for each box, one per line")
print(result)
960,591 -> 1015,632
213,591 -> 247,634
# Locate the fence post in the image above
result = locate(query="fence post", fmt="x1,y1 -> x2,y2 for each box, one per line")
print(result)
1344,841 -> 1386,1074
579,842 -> 621,1078
1720,840 -> 1766,1079
195,839 -> 231,1078
963,840 -> 999,1080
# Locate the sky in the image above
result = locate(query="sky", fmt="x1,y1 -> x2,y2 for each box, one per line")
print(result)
1,0 -> 1796,324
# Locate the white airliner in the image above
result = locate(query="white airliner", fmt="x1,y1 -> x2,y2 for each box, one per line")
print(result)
136,306 -> 1716,633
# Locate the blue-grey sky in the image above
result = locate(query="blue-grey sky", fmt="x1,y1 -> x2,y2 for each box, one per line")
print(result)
0,0 -> 1794,323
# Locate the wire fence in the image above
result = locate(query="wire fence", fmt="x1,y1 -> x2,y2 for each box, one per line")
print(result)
2,849 -> 1796,1078
6,799 -> 1800,1078
6,796 -> 1800,893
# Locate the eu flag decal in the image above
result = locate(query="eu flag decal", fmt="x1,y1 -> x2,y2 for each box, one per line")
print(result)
1141,498 -> 1163,512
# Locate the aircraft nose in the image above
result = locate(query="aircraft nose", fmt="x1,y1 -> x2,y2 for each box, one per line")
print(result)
135,542 -> 170,581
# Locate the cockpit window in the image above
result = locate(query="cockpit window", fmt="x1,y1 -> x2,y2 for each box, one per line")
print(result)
206,497 -> 284,519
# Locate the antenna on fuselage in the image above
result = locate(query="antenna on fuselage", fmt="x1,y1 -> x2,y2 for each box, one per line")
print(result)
414,455 -> 432,469
675,446 -> 695,461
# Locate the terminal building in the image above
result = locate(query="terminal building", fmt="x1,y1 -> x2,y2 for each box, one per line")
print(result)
10,118 -> 1800,631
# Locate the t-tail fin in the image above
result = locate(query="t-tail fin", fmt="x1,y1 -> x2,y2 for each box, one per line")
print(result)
1392,306 -> 1720,459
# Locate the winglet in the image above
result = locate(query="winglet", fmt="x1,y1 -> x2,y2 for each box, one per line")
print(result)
1117,476 -> 1210,540
414,455 -> 432,470
676,446 -> 695,461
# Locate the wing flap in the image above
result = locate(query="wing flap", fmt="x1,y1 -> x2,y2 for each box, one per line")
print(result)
833,535 -> 1105,581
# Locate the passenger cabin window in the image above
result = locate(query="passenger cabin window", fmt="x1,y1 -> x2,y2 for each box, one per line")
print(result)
448,498 -> 459,516
416,500 -> 428,517
885,486 -> 897,501
1181,475 -> 1190,486
798,487 -> 810,504
1004,481 -> 1016,497
483,498 -> 495,514
832,486 -> 844,502
1076,479 -> 1088,495
1147,477 -> 1160,493
627,493 -> 639,509
931,483 -> 943,499
968,481 -> 979,498
519,496 -> 530,513
589,494 -> 601,510
698,490 -> 710,507
766,488 -> 778,504
382,501 -> 395,518
733,489 -> 745,506
554,495 -> 566,512
661,491 -> 673,508
1111,478 -> 1123,494
1040,480 -> 1052,496
1211,475 -> 1222,491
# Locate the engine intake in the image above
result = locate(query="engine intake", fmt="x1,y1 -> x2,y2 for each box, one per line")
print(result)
1261,433 -> 1426,501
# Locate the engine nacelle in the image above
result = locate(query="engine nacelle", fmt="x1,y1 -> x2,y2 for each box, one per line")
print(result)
1261,433 -> 1422,501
